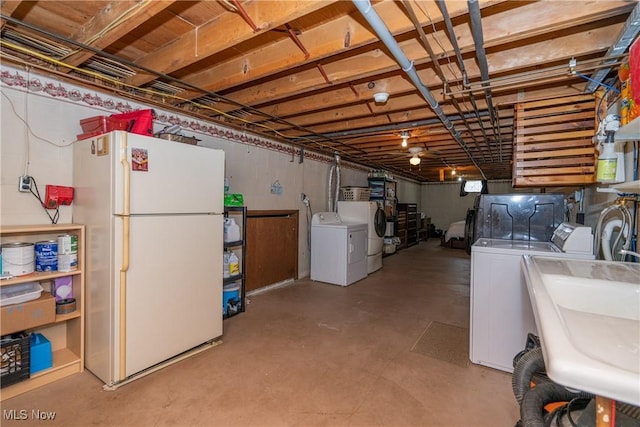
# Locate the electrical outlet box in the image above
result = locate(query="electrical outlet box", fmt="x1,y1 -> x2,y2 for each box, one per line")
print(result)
18,176 -> 31,192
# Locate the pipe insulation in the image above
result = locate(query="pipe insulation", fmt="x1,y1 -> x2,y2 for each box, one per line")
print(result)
352,0 -> 486,180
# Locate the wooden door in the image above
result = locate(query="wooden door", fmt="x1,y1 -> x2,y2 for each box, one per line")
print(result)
246,210 -> 298,292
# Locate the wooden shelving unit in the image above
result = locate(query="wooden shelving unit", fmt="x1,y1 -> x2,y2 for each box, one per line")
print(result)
1,224 -> 85,400
397,203 -> 418,250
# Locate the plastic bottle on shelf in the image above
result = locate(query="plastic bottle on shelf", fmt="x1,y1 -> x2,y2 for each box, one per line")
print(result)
223,217 -> 240,242
223,250 -> 230,278
596,133 -> 618,183
228,250 -> 239,276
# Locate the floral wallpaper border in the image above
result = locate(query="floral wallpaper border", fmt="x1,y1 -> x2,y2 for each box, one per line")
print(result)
1,68 -> 369,171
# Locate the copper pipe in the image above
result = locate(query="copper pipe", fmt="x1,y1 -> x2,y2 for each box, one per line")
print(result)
285,23 -> 309,59
231,0 -> 258,32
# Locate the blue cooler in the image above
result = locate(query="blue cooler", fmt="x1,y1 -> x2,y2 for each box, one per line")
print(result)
223,284 -> 240,316
30,333 -> 52,374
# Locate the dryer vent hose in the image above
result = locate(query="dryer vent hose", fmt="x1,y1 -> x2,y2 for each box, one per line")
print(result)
327,154 -> 341,212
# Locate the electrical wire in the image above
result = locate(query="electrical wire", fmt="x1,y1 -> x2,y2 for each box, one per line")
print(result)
0,17 -> 456,181
575,71 -> 620,94
0,38 -> 354,156
28,177 -> 60,224
414,1 -> 460,84
1,91 -> 76,148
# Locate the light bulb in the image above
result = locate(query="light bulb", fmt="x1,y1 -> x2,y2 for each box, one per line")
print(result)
452,169 -> 456,175
401,138 -> 408,148
409,155 -> 421,165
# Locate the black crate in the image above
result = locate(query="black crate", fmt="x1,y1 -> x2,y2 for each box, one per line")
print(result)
1,332 -> 30,388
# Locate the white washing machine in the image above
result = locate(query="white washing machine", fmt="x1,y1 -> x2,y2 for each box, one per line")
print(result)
337,201 -> 386,273
311,212 -> 368,286
470,223 -> 595,373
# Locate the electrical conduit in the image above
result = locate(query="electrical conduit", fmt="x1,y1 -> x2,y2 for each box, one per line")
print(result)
352,0 -> 486,180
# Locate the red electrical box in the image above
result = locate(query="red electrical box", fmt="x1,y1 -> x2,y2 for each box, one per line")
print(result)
44,185 -> 74,209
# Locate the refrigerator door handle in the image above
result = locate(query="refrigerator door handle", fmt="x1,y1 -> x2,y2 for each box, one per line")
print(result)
119,132 -> 131,382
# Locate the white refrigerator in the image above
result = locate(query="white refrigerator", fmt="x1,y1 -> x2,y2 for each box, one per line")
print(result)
73,130 -> 224,387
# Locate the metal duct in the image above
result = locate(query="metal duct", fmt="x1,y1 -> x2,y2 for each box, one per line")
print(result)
585,2 -> 640,93
301,111 -> 490,140
352,0 -> 486,179
467,1 -> 499,135
431,0 -> 493,161
401,0 -> 488,161
467,0 -> 504,161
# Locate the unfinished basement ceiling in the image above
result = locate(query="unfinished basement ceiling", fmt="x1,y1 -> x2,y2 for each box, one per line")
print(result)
1,0 -> 638,182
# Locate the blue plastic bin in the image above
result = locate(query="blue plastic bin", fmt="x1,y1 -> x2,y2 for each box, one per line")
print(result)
30,333 -> 52,374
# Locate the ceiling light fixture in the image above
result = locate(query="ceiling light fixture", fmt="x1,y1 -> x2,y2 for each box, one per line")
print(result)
410,155 -> 421,166
400,130 -> 410,147
373,92 -> 389,103
452,169 -> 457,175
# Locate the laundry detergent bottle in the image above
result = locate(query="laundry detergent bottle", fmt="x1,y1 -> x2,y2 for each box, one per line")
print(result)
228,251 -> 239,276
224,217 -> 241,242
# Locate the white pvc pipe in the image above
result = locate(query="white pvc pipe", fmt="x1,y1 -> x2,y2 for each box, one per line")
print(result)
600,219 -> 629,261
601,219 -> 622,261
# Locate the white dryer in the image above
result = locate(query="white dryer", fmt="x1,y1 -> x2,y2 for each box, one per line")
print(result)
311,212 -> 368,286
337,201 -> 386,273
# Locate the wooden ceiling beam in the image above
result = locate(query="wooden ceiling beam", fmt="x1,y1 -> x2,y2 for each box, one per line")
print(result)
477,1 -> 635,50
62,1 -> 176,68
216,20 -> 621,125
1,1 -> 23,29
185,2 -> 628,108
180,1 -> 406,97
127,0 -> 337,87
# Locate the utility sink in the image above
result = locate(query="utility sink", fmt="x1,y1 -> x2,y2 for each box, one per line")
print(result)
521,255 -> 640,406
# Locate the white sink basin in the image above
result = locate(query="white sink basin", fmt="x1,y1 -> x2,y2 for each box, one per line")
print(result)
522,255 -> 640,406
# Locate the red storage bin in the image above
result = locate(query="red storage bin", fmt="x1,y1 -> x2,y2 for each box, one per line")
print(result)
110,109 -> 155,136
77,116 -> 128,140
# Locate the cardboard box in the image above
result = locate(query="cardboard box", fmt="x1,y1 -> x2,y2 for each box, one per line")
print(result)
1,293 -> 55,335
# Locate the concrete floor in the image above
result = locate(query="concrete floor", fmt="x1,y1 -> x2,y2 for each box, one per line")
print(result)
2,239 -> 520,426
